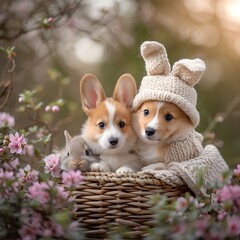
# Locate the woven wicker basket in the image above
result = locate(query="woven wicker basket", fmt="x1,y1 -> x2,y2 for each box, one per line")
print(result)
72,172 -> 192,239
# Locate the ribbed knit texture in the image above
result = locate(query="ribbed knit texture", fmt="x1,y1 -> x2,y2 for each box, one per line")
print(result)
150,130 -> 204,164
144,145 -> 229,197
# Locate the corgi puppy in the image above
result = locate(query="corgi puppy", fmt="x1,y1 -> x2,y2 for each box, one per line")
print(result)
60,130 -> 99,172
80,74 -> 142,174
133,100 -> 203,171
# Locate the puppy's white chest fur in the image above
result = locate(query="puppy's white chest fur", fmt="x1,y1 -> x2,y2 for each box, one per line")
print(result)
90,152 -> 141,174
103,153 -> 140,170
136,140 -> 161,164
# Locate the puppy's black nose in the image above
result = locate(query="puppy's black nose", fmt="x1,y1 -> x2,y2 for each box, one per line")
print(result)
145,127 -> 155,136
109,137 -> 118,146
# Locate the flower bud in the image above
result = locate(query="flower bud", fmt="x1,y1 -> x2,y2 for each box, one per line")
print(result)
52,105 -> 60,112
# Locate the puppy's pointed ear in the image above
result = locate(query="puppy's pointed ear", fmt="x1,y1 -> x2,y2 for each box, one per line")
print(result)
64,130 -> 72,149
80,74 -> 106,115
113,74 -> 137,108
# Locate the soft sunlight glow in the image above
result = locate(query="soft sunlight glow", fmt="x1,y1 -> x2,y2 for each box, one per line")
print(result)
224,0 -> 240,24
184,0 -> 213,14
74,37 -> 105,64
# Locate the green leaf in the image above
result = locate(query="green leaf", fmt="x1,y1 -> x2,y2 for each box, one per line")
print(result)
40,133 -> 52,144
34,101 -> 43,110
60,77 -> 70,85
56,98 -> 65,106
17,105 -> 26,112
47,68 -> 62,81
28,125 -> 38,133
52,211 -> 71,229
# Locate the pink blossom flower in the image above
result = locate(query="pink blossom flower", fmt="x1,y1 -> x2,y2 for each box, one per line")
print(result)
226,215 -> 240,237
217,210 -> 227,221
193,214 -> 210,238
28,180 -> 68,206
68,221 -> 79,231
173,222 -> 187,234
18,97 -> 24,103
43,154 -> 61,177
0,168 -> 14,180
62,170 -> 84,187
234,164 -> 240,178
195,221 -> 206,237
41,220 -> 64,237
36,128 -> 47,138
21,209 -> 42,229
28,182 -> 50,204
25,144 -> 34,156
19,225 -> 37,240
188,196 -> 205,208
3,157 -> 20,170
56,185 -> 68,201
52,105 -> 59,112
47,17 -> 54,23
216,185 -> 240,203
0,169 -> 18,198
0,168 -> 15,184
45,105 -> 51,112
175,197 -> 188,212
0,112 -> 15,127
208,229 -> 225,240
17,164 -> 39,183
47,182 -> 68,205
8,132 -> 26,155
20,210 -> 53,239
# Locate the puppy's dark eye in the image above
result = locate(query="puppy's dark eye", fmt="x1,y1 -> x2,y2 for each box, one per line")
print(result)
119,121 -> 125,128
144,109 -> 149,116
85,150 -> 89,156
98,122 -> 105,129
165,114 -> 173,121
67,152 -> 69,157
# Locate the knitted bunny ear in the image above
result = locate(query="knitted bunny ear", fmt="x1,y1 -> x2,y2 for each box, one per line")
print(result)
141,41 -> 171,76
171,58 -> 206,86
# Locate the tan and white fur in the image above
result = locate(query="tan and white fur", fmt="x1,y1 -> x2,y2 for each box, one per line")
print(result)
133,101 -> 198,170
60,130 -> 99,171
80,74 -> 142,174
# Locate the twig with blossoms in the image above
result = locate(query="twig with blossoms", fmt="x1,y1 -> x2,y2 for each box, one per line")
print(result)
0,46 -> 16,110
17,72 -> 76,153
203,96 -> 240,142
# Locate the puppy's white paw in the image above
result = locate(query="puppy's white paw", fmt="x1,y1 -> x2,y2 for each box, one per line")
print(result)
141,163 -> 167,171
141,164 -> 156,171
116,166 -> 134,174
90,163 -> 109,172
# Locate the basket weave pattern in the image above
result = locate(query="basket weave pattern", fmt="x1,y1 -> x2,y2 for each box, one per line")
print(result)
73,172 -> 191,238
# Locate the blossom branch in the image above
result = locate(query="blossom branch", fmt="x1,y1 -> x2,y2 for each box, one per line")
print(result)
203,96 -> 240,140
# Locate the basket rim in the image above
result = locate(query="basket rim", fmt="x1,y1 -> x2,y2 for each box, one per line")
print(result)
81,171 -> 185,187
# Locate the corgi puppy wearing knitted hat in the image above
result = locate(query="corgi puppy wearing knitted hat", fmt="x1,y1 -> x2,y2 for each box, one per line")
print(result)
80,74 -> 142,174
132,41 -> 205,171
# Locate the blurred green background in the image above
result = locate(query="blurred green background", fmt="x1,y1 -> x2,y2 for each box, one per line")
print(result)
1,0 -> 240,167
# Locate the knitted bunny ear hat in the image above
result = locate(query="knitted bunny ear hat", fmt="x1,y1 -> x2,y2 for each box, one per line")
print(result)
132,41 -> 206,128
